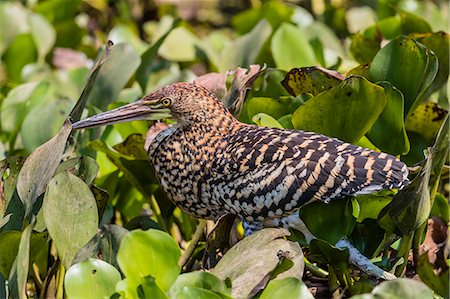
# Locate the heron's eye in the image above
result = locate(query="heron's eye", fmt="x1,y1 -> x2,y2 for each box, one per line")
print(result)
161,97 -> 172,107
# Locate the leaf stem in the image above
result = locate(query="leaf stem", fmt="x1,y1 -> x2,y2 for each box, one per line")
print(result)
179,220 -> 207,268
395,233 -> 413,276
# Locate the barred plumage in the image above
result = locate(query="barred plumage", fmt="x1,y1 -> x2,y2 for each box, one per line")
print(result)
74,82 -> 410,234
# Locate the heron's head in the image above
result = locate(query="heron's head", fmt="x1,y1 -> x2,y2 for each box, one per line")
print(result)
72,82 -> 228,129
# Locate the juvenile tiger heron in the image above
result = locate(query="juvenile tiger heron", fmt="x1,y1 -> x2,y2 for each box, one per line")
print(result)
73,82 -> 408,279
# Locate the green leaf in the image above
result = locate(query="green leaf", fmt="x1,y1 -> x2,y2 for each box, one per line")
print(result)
355,194 -> 392,222
17,120 -> 72,217
0,230 -> 48,278
416,253 -> 449,298
1,81 -> 50,147
415,32 -> 449,95
383,153 -> 432,235
281,67 -> 343,97
56,156 -> 100,186
271,23 -> 316,71
299,198 -> 356,244
277,115 -> 294,129
28,13 -> 55,62
308,239 -> 349,273
158,26 -> 198,62
65,258 -> 121,299
21,98 -> 73,152
219,20 -> 272,72
87,43 -> 141,110
43,172 -> 99,269
174,287 -> 223,299
367,82 -> 410,155
292,76 -> 387,143
211,228 -> 304,299
259,277 -> 313,299
369,35 -> 438,117
136,19 -> 179,91
370,278 -> 433,299
430,193 -> 449,223
405,102 -> 448,144
252,113 -> 283,129
348,219 -> 385,258
16,221 -> 34,299
72,224 -> 128,270
116,229 -> 180,292
138,276 -> 169,299
246,97 -> 297,120
169,272 -> 232,299
0,2 -> 28,54
349,33 -> 380,65
3,33 -> 37,83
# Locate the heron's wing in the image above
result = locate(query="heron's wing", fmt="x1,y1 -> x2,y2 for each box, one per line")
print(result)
206,125 -> 408,219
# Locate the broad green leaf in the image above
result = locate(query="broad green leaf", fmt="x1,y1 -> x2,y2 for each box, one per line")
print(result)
367,82 -> 410,155
28,13 -> 55,62
369,35 -> 438,117
211,228 -> 304,299
1,81 -> 50,145
158,26 -> 198,62
277,114 -> 294,129
174,287 -> 222,299
349,33 -> 380,64
252,113 -> 283,129
292,76 -> 387,143
246,97 -> 297,120
169,272 -> 232,299
281,67 -> 343,97
138,276 -> 169,299
385,153 -> 432,235
251,69 -> 290,98
299,198 -> 356,244
65,258 -> 121,299
16,221 -> 34,299
17,120 -> 72,217
308,239 -> 349,273
355,194 -> 392,222
87,43 -> 141,110
348,219 -> 385,258
108,24 -> 148,55
430,193 -> 449,222
371,278 -> 434,299
72,224 -> 128,270
0,230 -> 48,278
271,23 -> 316,71
219,20 -> 272,72
232,1 -> 293,35
55,156 -> 99,186
416,253 -> 449,298
21,98 -> 72,152
0,2 -> 28,54
415,32 -> 449,95
398,11 -> 432,35
405,102 -> 448,144
116,229 -> 180,292
0,157 -> 25,216
43,172 -> 99,269
136,19 -> 179,91
259,277 -> 313,299
3,33 -> 37,83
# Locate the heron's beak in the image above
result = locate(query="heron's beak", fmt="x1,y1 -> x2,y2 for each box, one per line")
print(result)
72,99 -> 172,129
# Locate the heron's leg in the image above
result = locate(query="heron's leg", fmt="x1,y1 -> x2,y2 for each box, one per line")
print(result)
268,213 -> 396,280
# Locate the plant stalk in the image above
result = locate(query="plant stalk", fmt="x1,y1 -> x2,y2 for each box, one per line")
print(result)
179,220 -> 207,268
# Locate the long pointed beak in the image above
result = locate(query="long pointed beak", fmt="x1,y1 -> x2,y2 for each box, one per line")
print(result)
72,99 -> 172,129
